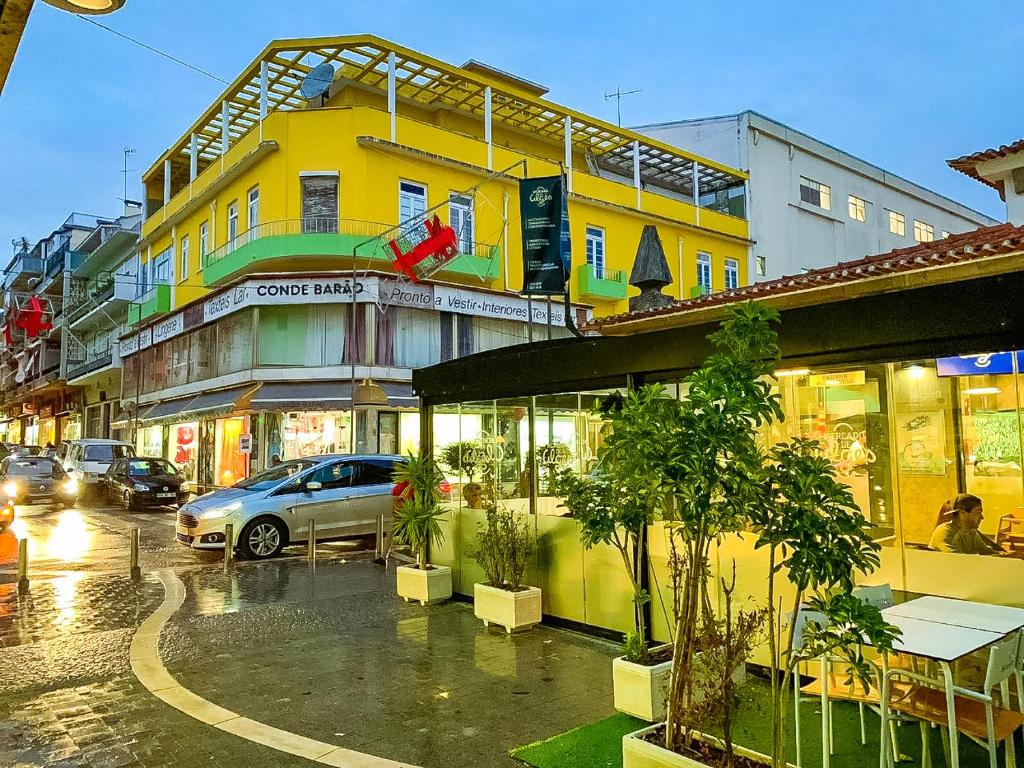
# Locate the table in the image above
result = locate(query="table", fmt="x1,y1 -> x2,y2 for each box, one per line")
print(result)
875,599 -> 1020,768
884,595 -> 1024,635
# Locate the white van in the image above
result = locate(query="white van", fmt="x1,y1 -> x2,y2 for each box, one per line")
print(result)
63,439 -> 135,491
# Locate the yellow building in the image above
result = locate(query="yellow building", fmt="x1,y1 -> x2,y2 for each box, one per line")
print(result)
121,35 -> 750,489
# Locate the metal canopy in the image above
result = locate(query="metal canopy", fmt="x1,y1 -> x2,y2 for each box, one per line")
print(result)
249,380 -> 416,411
145,35 -> 746,202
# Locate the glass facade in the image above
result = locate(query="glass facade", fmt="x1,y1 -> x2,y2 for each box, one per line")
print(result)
428,354 -> 1024,639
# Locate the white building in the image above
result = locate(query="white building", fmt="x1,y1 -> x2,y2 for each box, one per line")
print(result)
638,110 -> 999,282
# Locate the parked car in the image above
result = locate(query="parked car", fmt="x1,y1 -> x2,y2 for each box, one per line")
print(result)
11,445 -> 42,457
0,456 -> 79,508
176,454 -> 405,559
62,439 -> 135,496
104,457 -> 189,510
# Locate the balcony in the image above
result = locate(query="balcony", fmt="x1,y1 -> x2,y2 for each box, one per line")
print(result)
440,241 -> 502,280
67,272 -> 137,329
576,263 -> 629,301
2,255 -> 43,292
43,245 -> 85,281
67,350 -> 115,381
689,284 -> 711,298
128,283 -> 171,326
202,218 -> 393,287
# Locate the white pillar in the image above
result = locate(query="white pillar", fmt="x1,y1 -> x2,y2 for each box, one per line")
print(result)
692,162 -> 701,226
189,133 -> 198,182
259,60 -> 269,142
387,51 -> 397,143
677,236 -> 684,299
564,116 -> 573,192
632,140 -> 641,209
163,159 -> 171,205
484,86 -> 493,170
221,100 -> 230,171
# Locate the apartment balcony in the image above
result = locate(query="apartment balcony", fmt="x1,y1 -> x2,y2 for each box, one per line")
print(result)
43,245 -> 86,284
575,263 -> 628,301
128,283 -> 171,326
67,350 -> 116,382
67,272 -> 136,330
689,284 -> 711,298
201,217 -> 503,287
2,255 -> 43,292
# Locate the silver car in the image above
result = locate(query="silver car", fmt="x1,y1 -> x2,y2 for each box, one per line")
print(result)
175,454 -> 404,559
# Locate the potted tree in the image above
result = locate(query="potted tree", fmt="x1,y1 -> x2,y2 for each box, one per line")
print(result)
619,303 -> 899,767
472,506 -> 541,632
393,453 -> 452,606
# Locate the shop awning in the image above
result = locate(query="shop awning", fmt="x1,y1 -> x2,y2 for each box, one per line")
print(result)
138,396 -> 197,423
138,386 -> 257,424
249,381 -> 417,411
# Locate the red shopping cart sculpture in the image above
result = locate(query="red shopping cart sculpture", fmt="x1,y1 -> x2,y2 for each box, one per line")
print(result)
387,215 -> 459,283
15,295 -> 52,339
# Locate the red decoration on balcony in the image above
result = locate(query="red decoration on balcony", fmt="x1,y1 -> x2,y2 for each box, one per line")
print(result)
387,215 -> 459,283
15,296 -> 52,338
3,318 -> 12,347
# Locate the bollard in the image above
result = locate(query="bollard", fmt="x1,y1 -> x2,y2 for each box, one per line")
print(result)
307,518 -> 317,561
373,511 -> 386,564
223,523 -> 234,572
129,527 -> 141,581
17,538 -> 29,594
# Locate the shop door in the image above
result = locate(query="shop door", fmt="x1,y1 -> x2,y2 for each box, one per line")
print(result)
378,412 -> 398,455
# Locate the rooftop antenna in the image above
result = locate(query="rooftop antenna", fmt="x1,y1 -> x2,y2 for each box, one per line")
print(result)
604,86 -> 641,127
300,61 -> 336,107
121,147 -> 136,202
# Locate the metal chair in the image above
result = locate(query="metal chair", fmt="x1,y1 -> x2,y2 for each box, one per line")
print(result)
884,633 -> 1024,768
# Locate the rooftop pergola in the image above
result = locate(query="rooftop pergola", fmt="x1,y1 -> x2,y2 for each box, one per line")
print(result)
145,35 -> 746,206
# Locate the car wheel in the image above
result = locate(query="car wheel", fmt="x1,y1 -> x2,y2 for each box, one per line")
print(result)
122,489 -> 136,512
240,517 -> 286,559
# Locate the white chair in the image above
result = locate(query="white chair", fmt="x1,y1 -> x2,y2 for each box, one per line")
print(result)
884,633 -> 1024,768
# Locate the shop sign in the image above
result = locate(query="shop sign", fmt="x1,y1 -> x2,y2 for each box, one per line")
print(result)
137,327 -> 153,351
39,405 -> 53,418
183,302 -> 205,331
434,285 -> 567,325
935,351 -> 1022,377
519,175 -> 571,295
152,314 -> 185,344
22,403 -> 36,415
808,370 -> 865,388
119,333 -> 139,357
238,433 -> 252,454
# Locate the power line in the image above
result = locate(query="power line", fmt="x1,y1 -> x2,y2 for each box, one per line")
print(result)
75,15 -> 230,85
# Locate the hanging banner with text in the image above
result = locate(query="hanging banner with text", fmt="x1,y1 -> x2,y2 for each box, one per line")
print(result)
520,175 -> 571,295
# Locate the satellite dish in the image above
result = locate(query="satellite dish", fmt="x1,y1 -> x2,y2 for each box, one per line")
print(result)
300,63 -> 336,104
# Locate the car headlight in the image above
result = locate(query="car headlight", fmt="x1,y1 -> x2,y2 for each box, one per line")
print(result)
64,478 -> 79,495
200,501 -> 241,521
133,483 -> 149,492
2,481 -> 17,498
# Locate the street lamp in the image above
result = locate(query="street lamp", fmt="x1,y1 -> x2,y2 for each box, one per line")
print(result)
40,0 -> 126,14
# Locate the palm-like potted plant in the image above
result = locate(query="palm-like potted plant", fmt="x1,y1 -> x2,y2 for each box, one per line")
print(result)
472,505 -> 541,632
393,453 -> 452,606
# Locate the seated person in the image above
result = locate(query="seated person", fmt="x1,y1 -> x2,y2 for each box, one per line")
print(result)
928,493 -> 1003,555
462,482 -> 483,509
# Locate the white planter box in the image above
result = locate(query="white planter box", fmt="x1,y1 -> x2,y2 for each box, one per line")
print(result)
396,564 -> 452,606
623,725 -> 778,768
473,582 -> 542,632
613,644 -> 674,722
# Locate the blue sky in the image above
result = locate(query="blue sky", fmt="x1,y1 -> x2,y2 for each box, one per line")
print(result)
1,0 -> 1020,244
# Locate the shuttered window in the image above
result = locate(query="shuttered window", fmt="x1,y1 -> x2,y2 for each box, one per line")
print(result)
300,174 -> 339,233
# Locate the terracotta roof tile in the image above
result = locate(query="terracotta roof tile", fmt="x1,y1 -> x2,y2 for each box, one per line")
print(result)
948,139 -> 1024,191
586,222 -> 1024,330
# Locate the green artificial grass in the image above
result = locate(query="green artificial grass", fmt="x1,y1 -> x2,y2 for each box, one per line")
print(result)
511,675 -> 1024,768
511,712 -> 645,768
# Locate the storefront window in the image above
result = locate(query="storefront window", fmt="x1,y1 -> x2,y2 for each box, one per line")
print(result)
166,335 -> 190,388
137,425 -> 164,458
214,415 -> 249,487
398,412 -> 420,456
258,305 -> 346,367
216,311 -> 254,376
276,412 -> 351,460
189,326 -> 216,383
170,421 -> 199,489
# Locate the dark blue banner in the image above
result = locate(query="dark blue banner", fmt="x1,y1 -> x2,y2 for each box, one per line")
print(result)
520,175 -> 571,295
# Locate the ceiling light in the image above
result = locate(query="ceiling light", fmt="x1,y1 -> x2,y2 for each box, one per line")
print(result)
353,378 -> 389,407
41,0 -> 126,15
774,369 -> 810,378
964,387 -> 1001,396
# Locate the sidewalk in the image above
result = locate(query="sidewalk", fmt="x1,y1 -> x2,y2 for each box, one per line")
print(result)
0,556 -> 619,768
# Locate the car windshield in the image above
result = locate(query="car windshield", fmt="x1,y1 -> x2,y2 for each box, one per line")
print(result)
233,460 -> 316,492
7,458 -> 60,477
128,459 -> 176,477
84,444 -> 133,462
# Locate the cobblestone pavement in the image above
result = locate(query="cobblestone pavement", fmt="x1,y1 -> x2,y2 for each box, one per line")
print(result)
0,503 -> 619,768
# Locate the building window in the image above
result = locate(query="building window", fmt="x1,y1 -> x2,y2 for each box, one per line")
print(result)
399,181 -> 427,243
300,174 -> 339,233
914,220 -> 934,243
449,193 -> 474,254
199,221 -> 209,262
227,201 -> 238,243
848,195 -> 867,222
179,235 -> 189,282
888,210 -> 906,236
799,177 -> 831,210
247,186 -> 259,230
755,255 -> 767,276
697,252 -> 712,293
585,226 -> 605,279
724,258 -> 739,290
152,248 -> 172,286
